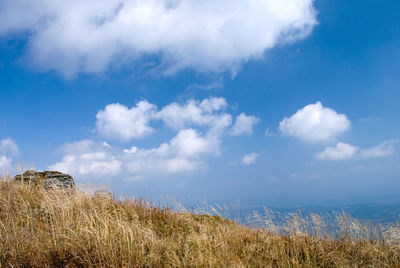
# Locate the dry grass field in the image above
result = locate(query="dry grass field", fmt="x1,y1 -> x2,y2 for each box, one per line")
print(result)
1,177 -> 400,267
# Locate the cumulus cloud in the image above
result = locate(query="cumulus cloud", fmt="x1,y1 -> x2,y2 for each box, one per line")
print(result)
122,128 -> 220,176
231,113 -> 259,136
359,139 -> 398,159
95,97 -> 234,142
49,140 -> 122,178
316,142 -> 359,160
96,100 -> 157,141
0,138 -> 18,173
54,97 -> 258,179
279,102 -> 351,143
316,139 -> 398,161
155,97 -> 231,132
241,153 -> 259,165
50,129 -> 220,179
0,0 -> 317,77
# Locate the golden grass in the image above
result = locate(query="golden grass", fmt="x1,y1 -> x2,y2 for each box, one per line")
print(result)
1,178 -> 400,267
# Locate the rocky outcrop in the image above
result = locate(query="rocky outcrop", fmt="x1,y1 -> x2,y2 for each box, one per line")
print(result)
15,170 -> 75,189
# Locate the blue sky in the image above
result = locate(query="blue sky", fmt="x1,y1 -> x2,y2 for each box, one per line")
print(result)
0,0 -> 399,208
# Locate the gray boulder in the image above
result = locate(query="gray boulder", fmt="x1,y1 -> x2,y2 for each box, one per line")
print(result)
15,170 -> 75,189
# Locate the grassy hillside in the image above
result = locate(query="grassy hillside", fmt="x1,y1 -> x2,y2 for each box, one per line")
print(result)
1,178 -> 399,267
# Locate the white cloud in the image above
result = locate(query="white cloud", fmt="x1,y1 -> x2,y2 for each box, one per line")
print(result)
96,97 -> 234,142
155,97 -> 231,131
316,142 -> 359,160
49,140 -> 122,178
53,97 -> 258,179
316,139 -> 398,161
168,128 -> 218,157
0,138 -> 18,156
0,0 -> 317,77
279,102 -> 351,143
0,138 -> 18,173
0,156 -> 12,172
96,100 -> 157,141
231,113 -> 259,136
359,139 -> 398,159
50,129 -> 219,179
122,128 -> 220,175
241,153 -> 259,165
186,78 -> 224,92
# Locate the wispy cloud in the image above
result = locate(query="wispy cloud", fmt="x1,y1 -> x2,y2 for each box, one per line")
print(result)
0,156 -> 12,172
0,138 -> 18,173
186,78 -> 224,92
359,139 -> 399,159
264,128 -> 278,137
241,153 -> 259,165
316,139 -> 398,161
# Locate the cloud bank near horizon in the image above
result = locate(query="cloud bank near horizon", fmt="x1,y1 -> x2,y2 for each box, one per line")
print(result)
0,0 -> 317,77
